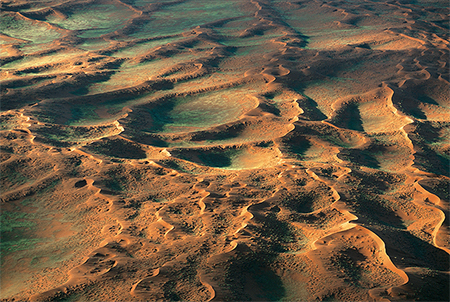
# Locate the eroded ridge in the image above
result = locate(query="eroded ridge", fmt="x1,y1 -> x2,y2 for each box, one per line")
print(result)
1,0 -> 449,301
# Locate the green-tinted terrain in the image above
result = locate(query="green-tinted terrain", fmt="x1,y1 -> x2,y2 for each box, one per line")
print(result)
1,0 -> 449,301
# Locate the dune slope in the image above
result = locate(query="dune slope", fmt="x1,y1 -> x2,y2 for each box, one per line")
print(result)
1,0 -> 449,301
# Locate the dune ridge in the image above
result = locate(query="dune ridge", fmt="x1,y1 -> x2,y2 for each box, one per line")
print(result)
1,0 -> 449,301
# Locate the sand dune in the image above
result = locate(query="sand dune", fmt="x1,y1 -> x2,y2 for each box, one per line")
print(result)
1,0 -> 449,301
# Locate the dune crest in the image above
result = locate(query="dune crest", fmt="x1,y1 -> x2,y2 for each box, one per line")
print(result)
1,0 -> 448,301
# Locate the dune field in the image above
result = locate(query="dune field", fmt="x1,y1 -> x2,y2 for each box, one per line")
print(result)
1,0 -> 449,301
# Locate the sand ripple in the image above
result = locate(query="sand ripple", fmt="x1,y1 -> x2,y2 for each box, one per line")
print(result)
1,0 -> 448,301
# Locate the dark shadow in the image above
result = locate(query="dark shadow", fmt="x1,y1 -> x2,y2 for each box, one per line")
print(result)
70,86 -> 90,96
347,192 -> 405,229
129,133 -> 169,148
146,100 -> 176,133
191,122 -> 246,142
414,121 -> 442,143
348,169 -> 399,194
296,97 -> 328,121
392,95 -> 427,120
281,128 -> 312,159
417,95 -> 439,105
369,226 -> 450,272
225,211 -> 290,301
418,178 -> 449,202
413,148 -> 449,177
170,147 -> 238,168
354,43 -> 371,49
337,148 -> 380,169
258,102 -> 281,116
225,251 -> 286,301
281,191 -> 319,214
330,102 -> 364,131
74,179 -> 87,188
1,2 -> 31,11
1,70 -> 114,112
157,159 -> 187,173
329,247 -> 366,284
197,152 -> 232,168
85,138 -> 147,159
414,271 -> 450,302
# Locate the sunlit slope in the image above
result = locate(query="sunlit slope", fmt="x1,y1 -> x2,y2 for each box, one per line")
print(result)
1,0 -> 449,301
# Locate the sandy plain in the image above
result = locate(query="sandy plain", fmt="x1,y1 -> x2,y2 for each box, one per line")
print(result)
1,0 -> 449,301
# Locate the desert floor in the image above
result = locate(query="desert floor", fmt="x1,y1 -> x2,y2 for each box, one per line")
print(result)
1,0 -> 449,301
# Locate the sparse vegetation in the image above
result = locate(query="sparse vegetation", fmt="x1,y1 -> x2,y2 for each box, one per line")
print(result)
1,0 -> 448,301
